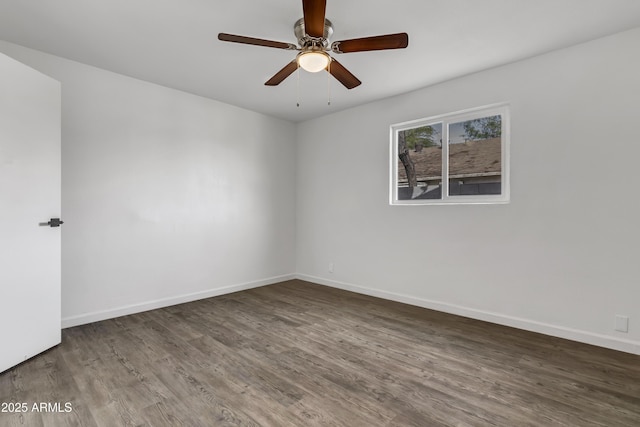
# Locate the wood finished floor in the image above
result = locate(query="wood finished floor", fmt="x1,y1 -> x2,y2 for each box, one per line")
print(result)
1,280 -> 639,426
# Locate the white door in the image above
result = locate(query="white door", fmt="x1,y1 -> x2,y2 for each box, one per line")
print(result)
0,53 -> 61,373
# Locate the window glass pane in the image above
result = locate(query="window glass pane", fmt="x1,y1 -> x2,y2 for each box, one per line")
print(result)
397,123 -> 443,200
448,115 -> 502,196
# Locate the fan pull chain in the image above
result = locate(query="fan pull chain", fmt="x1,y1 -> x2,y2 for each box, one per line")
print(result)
296,66 -> 300,107
327,60 -> 331,106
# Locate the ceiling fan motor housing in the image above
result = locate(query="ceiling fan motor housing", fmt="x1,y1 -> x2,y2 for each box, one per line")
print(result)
294,18 -> 333,49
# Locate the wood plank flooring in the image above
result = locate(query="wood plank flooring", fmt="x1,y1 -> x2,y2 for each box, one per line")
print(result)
1,279 -> 639,426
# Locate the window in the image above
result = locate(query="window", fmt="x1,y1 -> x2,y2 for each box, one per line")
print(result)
390,104 -> 509,205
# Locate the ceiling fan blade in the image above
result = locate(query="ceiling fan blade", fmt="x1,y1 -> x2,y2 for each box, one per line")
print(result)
265,61 -> 299,86
302,0 -> 327,38
331,33 -> 409,53
328,59 -> 361,89
218,33 -> 297,50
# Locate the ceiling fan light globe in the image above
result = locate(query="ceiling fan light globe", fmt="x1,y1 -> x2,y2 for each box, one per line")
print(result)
298,52 -> 330,73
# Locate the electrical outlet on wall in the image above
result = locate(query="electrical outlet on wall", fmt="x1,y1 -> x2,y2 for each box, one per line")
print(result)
328,262 -> 334,274
614,315 -> 629,333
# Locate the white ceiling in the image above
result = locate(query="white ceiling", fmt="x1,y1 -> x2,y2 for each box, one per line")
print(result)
1,0 -> 639,122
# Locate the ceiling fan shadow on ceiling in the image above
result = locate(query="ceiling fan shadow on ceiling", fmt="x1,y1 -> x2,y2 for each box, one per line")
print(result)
218,0 -> 409,90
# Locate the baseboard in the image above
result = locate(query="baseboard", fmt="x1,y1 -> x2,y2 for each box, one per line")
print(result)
61,274 -> 296,329
295,274 -> 640,356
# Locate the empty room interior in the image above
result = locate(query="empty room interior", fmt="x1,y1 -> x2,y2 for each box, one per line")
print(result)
1,0 -> 640,425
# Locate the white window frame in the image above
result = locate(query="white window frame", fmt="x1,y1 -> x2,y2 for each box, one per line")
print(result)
390,103 -> 510,205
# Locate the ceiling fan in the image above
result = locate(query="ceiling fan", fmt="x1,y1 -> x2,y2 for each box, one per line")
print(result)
218,0 -> 409,89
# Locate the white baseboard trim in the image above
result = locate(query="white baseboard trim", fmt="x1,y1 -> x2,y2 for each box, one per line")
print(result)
296,274 -> 640,356
61,274 -> 296,329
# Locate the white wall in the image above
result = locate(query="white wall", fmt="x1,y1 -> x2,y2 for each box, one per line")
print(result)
296,28 -> 640,354
0,41 -> 297,327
